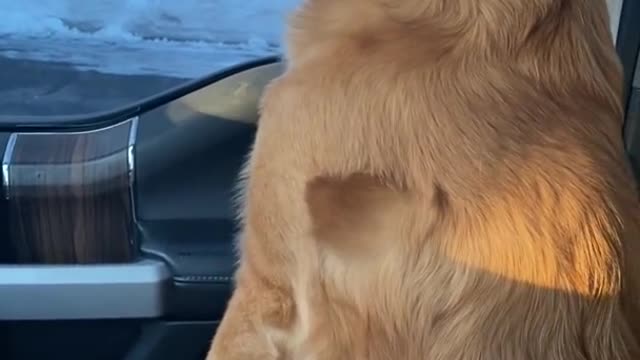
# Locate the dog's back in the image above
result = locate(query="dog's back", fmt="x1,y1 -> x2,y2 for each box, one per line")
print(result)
207,1 -> 640,359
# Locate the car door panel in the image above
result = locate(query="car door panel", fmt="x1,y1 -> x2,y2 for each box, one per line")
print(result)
0,57 -> 282,360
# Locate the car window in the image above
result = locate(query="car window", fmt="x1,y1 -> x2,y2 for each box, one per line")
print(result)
607,0 -> 623,39
0,0 -> 299,118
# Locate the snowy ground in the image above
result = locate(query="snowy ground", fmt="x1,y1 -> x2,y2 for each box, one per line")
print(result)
0,0 -> 298,77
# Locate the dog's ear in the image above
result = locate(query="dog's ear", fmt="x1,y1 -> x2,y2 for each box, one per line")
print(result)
305,173 -> 411,257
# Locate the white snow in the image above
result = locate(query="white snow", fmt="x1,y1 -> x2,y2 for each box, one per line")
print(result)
0,0 -> 300,78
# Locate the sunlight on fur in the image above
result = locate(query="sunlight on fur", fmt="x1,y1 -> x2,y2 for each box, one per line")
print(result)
207,0 -> 640,359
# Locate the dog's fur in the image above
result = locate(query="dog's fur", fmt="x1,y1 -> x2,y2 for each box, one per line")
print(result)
206,0 -> 640,358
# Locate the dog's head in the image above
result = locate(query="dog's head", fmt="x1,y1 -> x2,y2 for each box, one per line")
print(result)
286,0 -> 613,61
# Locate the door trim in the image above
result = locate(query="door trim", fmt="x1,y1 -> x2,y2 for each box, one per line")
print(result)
0,259 -> 170,320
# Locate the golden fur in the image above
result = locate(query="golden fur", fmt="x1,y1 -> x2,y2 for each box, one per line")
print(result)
207,0 -> 640,358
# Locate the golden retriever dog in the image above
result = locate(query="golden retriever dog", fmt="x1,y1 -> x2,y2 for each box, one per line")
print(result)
207,0 -> 640,358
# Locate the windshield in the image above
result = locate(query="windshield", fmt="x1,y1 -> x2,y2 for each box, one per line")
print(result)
0,0 -> 299,118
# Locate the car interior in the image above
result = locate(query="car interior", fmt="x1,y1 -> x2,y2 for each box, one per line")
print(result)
0,1 -> 639,359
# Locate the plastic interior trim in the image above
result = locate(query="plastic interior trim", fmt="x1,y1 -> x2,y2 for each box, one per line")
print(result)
0,259 -> 170,320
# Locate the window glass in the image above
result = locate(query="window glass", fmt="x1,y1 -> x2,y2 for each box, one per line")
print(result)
0,0 -> 299,118
607,0 -> 623,40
